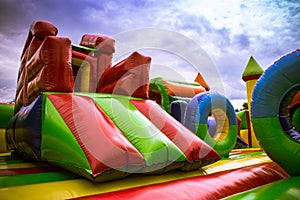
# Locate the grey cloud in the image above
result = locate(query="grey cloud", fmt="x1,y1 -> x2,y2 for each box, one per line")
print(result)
233,33 -> 250,49
0,0 -> 34,33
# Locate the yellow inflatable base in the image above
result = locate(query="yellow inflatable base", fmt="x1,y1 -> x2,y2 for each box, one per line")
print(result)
0,148 -> 272,200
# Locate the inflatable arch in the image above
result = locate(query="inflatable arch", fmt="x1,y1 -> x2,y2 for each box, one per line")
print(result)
184,92 -> 238,157
251,49 -> 300,175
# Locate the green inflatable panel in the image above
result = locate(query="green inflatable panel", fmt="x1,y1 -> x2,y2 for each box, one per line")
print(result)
150,77 -> 170,113
0,103 -> 14,128
42,96 -> 91,173
224,176 -> 300,200
236,110 -> 248,129
0,171 -> 79,188
292,107 -> 300,132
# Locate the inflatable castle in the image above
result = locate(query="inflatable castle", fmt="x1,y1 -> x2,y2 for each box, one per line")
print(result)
0,20 -> 300,199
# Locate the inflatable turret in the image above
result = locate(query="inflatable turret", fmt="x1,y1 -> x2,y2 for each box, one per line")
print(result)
242,56 -> 264,147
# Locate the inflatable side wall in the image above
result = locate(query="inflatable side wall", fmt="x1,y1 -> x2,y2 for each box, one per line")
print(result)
15,21 -> 74,113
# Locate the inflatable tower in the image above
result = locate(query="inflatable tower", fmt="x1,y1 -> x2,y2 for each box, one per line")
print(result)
242,56 -> 264,147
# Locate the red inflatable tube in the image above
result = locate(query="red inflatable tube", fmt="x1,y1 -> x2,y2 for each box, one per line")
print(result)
72,162 -> 289,200
80,34 -> 115,54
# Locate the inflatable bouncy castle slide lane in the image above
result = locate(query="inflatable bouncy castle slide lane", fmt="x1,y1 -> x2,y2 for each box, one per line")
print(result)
0,20 -> 299,199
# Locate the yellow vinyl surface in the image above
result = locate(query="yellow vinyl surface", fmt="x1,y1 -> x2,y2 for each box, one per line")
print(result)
0,149 -> 272,200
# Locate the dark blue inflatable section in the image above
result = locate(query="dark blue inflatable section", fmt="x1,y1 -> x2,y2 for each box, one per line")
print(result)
170,101 -> 187,123
6,95 -> 42,158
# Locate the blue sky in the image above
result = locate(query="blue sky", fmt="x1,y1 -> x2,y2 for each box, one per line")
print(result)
0,0 -> 299,109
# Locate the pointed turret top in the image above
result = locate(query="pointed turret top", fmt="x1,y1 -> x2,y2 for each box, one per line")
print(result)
242,56 -> 264,82
194,72 -> 210,91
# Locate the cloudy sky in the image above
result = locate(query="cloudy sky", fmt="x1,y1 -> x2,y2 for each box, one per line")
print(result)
0,0 -> 299,109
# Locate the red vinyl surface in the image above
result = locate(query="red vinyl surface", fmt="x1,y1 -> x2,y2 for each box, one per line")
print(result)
72,162 -> 289,200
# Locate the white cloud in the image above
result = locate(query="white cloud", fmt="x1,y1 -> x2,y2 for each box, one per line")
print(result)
0,87 -> 15,103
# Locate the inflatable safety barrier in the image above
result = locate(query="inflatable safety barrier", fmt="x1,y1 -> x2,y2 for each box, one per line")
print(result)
97,51 -> 150,99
